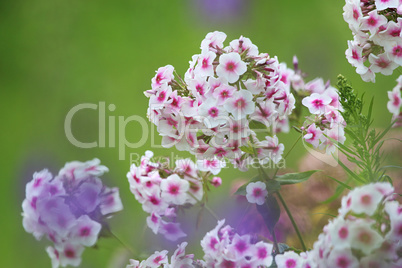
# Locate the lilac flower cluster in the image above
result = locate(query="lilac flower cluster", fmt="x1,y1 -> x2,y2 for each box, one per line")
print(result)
145,31 -> 297,170
344,0 -> 402,82
200,220 -> 274,267
22,159 -> 123,268
127,151 -> 223,241
126,220 -> 274,268
387,75 -> 402,124
126,242 -> 195,268
281,182 -> 402,267
300,79 -> 346,154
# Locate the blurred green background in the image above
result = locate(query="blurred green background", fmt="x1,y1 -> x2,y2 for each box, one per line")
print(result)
1,0 -> 399,267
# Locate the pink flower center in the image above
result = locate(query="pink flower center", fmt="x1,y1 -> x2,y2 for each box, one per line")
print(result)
368,16 -> 377,27
202,58 -> 208,68
257,247 -> 267,259
337,257 -> 349,268
359,231 -> 372,244
393,95 -> 401,106
64,249 -> 75,258
225,61 -> 236,72
80,227 -> 91,237
391,29 -> 401,37
235,240 -> 248,253
285,259 -> 296,268
393,46 -> 402,57
220,90 -> 229,99
168,184 -> 179,195
312,99 -> 323,108
153,256 -> 163,264
208,107 -> 219,118
33,178 -> 42,188
338,227 -> 348,239
157,91 -> 166,102
196,85 -> 205,95
376,58 -> 389,68
253,188 -> 262,197
209,237 -> 218,249
150,196 -> 160,205
235,99 -> 246,108
353,8 -> 359,20
156,74 -> 162,83
361,194 -> 372,205
352,50 -> 359,60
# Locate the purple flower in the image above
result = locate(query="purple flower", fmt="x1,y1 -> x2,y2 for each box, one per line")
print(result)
22,159 -> 123,268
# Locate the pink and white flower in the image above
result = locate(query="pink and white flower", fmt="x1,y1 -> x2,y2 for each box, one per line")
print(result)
216,52 -> 247,83
387,81 -> 402,116
302,93 -> 332,114
195,51 -> 217,77
198,98 -> 228,128
224,90 -> 255,119
369,53 -> 398,75
246,181 -> 268,205
160,174 -> 190,205
151,65 -> 174,89
201,31 -> 227,53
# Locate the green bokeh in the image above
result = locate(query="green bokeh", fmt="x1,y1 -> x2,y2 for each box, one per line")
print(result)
1,0 -> 397,267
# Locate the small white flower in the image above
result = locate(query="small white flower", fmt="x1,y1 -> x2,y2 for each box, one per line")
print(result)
216,52 -> 247,83
246,181 -> 267,205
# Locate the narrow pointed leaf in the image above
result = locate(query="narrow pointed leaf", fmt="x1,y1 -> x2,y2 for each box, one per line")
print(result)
275,170 -> 320,185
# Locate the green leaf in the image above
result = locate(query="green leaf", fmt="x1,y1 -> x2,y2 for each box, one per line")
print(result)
249,120 -> 268,130
321,181 -> 349,204
234,176 -> 260,196
366,97 -> 374,129
240,146 -> 254,155
266,179 -> 281,194
278,243 -> 289,254
374,120 -> 395,145
275,170 -> 320,185
326,176 -> 352,190
380,165 -> 402,170
337,160 -> 365,184
257,195 -> 281,232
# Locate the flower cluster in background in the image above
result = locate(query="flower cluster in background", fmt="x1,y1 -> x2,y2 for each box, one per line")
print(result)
388,75 -> 402,124
145,31 -> 296,170
127,151 -> 223,241
344,0 -> 402,82
126,242 -> 195,268
22,159 -> 123,268
300,78 -> 346,154
199,220 -> 274,267
283,182 -> 402,267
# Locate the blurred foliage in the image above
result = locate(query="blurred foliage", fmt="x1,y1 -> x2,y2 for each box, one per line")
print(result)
0,0 -> 398,267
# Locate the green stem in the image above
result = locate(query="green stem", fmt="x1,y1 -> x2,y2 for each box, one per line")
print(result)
107,229 -> 136,256
276,191 -> 307,251
188,191 -> 220,221
204,203 -> 220,221
271,229 -> 280,256
272,134 -> 301,179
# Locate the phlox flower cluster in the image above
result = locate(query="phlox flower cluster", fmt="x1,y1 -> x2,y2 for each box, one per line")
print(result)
387,75 -> 402,124
300,78 -> 346,154
343,0 -> 402,82
283,182 -> 402,267
22,159 -> 123,268
126,242 -> 195,268
199,219 -> 274,267
145,31 -> 296,170
127,151 -> 223,241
